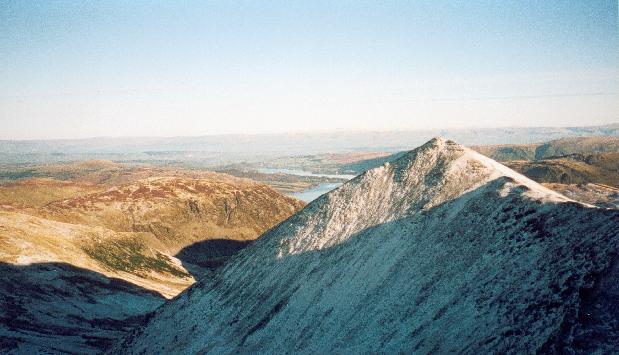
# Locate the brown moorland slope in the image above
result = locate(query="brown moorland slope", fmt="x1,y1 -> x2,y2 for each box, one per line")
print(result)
0,159 -> 236,185
37,176 -> 304,263
0,166 -> 305,353
0,210 -> 191,353
1,173 -> 305,274
534,136 -> 619,159
0,178 -> 103,207
469,143 -> 538,161
0,210 -> 191,297
505,152 -> 618,188
470,136 -> 619,162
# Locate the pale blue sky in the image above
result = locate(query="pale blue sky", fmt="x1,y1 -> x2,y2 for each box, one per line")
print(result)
1,1 -> 617,139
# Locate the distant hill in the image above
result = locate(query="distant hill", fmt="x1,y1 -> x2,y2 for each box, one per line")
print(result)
0,171 -> 304,280
0,159 -> 240,185
0,178 -> 103,206
470,136 -> 619,162
534,136 -> 619,159
506,152 -> 619,188
470,144 -> 538,161
35,176 -> 304,265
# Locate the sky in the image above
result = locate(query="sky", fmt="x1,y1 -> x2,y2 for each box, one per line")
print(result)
1,0 -> 618,139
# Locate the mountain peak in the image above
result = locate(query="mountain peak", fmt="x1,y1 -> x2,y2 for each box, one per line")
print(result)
423,135 -> 450,145
415,136 -> 460,153
383,137 -> 570,206
262,138 -> 572,256
114,138 -> 619,354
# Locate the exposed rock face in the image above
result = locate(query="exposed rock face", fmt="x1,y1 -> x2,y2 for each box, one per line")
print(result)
113,138 -> 619,354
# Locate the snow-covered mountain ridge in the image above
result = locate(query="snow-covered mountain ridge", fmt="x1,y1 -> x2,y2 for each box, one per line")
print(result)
271,137 -> 573,257
114,137 -> 619,354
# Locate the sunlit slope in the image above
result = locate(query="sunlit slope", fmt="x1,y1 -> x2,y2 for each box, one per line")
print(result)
0,172 -> 304,353
0,210 -> 190,353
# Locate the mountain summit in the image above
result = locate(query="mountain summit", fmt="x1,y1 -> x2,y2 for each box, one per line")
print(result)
114,138 -> 619,354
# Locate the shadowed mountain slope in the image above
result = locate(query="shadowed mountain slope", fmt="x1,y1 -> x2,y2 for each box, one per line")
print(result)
541,183 -> 619,209
0,262 -> 164,354
175,239 -> 252,271
0,210 -> 192,298
113,138 -> 619,354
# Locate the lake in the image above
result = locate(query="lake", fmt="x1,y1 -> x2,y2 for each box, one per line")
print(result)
256,168 -> 357,180
256,167 -> 356,202
291,182 -> 344,202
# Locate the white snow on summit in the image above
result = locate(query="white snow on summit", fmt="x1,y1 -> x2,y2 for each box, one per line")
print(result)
113,137 -> 619,354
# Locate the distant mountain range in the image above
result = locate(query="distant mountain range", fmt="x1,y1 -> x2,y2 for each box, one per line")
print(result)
113,138 -> 619,354
1,123 -> 617,165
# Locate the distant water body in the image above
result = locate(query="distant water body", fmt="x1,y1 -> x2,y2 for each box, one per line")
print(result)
256,168 -> 356,180
291,182 -> 344,202
257,168 -> 356,202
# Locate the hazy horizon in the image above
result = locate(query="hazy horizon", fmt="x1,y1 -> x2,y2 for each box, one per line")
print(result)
0,121 -> 618,142
2,1 -> 618,139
